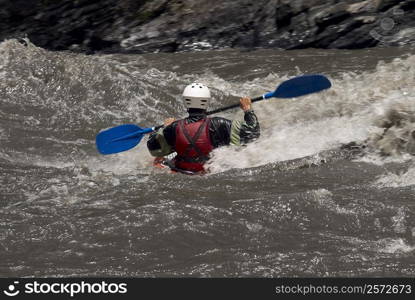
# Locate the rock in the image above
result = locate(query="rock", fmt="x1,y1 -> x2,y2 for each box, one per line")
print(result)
0,0 -> 414,54
378,0 -> 403,12
310,3 -> 351,29
347,0 -> 382,14
389,28 -> 415,46
328,20 -> 379,49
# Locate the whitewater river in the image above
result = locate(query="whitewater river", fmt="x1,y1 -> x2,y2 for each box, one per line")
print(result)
0,39 -> 414,276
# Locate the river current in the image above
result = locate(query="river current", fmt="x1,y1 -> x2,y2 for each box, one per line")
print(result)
0,39 -> 414,276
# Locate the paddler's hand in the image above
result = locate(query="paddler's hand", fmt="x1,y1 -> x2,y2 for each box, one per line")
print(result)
164,118 -> 176,127
240,97 -> 252,112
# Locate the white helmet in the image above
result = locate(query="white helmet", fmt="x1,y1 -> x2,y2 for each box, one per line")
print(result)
182,83 -> 211,110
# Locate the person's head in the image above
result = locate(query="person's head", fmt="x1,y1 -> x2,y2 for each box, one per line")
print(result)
182,83 -> 211,114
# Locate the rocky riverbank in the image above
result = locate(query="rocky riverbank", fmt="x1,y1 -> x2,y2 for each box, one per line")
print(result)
1,0 -> 414,53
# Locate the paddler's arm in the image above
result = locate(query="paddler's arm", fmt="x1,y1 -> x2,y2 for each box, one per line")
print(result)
146,118 -> 176,157
229,97 -> 260,145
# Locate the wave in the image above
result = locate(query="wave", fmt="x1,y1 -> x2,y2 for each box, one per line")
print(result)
1,39 -> 415,174
374,164 -> 415,188
208,55 -> 415,172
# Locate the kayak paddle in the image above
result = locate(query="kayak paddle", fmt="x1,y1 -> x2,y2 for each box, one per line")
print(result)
96,124 -> 155,155
96,74 -> 331,155
207,74 -> 331,114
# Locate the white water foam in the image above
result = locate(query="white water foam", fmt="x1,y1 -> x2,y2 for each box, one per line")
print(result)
2,39 -> 415,175
205,55 -> 415,172
373,164 -> 415,188
344,236 -> 415,254
376,238 -> 415,254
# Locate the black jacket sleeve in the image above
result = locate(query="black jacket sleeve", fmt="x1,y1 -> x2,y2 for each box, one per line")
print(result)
239,110 -> 260,144
209,117 -> 232,147
146,122 -> 177,156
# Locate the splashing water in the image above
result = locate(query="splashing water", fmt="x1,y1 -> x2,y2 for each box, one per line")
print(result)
1,39 -> 414,277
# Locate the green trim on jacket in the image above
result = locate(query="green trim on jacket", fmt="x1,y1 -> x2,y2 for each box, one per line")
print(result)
148,129 -> 173,157
230,120 -> 241,146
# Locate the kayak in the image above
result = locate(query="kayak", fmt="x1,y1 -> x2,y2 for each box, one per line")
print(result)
152,152 -> 205,175
152,152 -> 176,169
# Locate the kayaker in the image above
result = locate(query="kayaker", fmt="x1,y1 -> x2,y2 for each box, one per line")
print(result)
147,83 -> 260,174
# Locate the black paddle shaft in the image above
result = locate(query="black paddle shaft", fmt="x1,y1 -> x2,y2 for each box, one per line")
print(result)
153,95 -> 263,131
207,95 -> 263,115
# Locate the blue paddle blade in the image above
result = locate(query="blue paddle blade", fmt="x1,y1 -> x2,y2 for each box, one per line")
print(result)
268,74 -> 331,99
96,124 -> 150,155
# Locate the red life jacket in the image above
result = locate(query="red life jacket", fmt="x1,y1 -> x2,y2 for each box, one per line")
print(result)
174,118 -> 213,173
